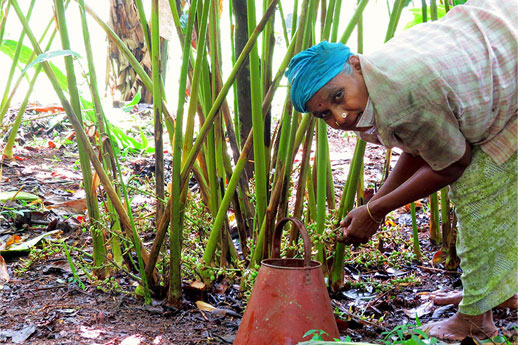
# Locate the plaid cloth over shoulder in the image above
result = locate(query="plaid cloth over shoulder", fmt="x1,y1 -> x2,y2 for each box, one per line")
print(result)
358,0 -> 517,171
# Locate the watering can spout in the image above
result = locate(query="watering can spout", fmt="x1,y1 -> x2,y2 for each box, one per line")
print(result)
234,217 -> 339,344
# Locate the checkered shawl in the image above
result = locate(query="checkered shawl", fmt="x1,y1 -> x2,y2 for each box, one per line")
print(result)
358,0 -> 517,171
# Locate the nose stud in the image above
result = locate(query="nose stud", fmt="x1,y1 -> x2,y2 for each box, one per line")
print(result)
341,113 -> 347,119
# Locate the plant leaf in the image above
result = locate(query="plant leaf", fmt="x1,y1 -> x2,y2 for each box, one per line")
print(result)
0,40 -> 69,90
21,49 -> 80,75
0,230 -> 61,254
0,191 -> 39,202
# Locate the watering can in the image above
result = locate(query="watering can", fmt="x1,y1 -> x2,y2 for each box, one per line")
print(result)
234,217 -> 339,345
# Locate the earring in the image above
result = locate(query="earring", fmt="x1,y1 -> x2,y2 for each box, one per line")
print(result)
335,121 -> 340,127
341,113 -> 347,119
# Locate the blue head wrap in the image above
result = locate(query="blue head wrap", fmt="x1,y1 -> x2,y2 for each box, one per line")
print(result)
285,41 -> 354,113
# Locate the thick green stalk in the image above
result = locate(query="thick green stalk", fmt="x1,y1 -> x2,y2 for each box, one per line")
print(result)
78,0 -> 123,266
168,0 -> 198,307
440,186 -> 450,244
54,0 -> 106,276
228,0 -> 241,147
321,0 -> 336,40
134,0 -> 151,52
247,0 -> 267,239
330,0 -> 343,42
0,0 -> 34,124
182,0 -> 211,167
384,0 -> 404,41
291,0 -> 299,38
421,0 -> 427,22
208,0 -> 225,216
277,0 -> 289,47
315,119 -> 328,264
411,202 -> 422,260
429,192 -> 441,244
151,0 -> 165,220
325,142 -> 336,210
338,0 -> 369,44
3,65 -> 40,159
430,0 -> 438,21
330,139 -> 366,291
287,116 -> 316,256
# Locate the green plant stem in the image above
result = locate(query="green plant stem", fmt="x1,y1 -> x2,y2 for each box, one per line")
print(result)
330,139 -> 366,291
3,65 -> 40,159
429,192 -> 440,244
339,0 -> 369,44
411,202 -> 422,260
0,0 -> 34,124
430,0 -> 438,20
315,119 -> 328,264
440,186 -> 450,244
77,0 -> 123,266
247,0 -> 267,241
54,0 -> 107,277
167,0 -> 199,307
151,0 -> 165,220
330,0 -> 343,42
134,0 -> 151,52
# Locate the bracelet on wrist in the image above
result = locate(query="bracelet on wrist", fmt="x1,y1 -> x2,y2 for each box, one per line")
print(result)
366,201 -> 383,224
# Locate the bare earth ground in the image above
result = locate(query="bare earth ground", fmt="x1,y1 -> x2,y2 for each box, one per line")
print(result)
0,114 -> 516,344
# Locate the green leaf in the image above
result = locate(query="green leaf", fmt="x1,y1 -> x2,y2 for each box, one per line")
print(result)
0,39 -> 35,64
0,230 -> 61,254
139,128 -> 149,151
0,40 -> 69,90
302,330 -> 319,339
0,191 -> 39,202
21,49 -> 80,75
122,87 -> 142,112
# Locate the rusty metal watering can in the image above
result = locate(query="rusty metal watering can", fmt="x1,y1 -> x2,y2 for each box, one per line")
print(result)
234,217 -> 339,345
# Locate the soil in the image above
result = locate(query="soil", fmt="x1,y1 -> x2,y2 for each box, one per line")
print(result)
0,112 -> 516,344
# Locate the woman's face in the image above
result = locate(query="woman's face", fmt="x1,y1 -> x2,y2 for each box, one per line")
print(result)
305,56 -> 369,131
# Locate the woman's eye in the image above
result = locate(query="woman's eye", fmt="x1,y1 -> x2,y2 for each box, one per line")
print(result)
320,111 -> 330,119
334,91 -> 343,102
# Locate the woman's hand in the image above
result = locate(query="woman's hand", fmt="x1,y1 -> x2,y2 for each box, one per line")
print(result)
339,205 -> 384,246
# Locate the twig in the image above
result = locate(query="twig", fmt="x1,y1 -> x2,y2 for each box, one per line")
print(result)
417,265 -> 460,274
0,112 -> 65,129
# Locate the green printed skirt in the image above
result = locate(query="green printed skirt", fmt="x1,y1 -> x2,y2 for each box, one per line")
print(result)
449,147 -> 518,315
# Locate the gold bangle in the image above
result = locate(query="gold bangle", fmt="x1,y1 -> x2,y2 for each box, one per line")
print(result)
366,201 -> 383,224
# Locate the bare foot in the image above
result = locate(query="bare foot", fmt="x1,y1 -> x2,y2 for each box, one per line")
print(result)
430,290 -> 518,309
498,294 -> 518,309
430,290 -> 462,306
422,311 -> 498,341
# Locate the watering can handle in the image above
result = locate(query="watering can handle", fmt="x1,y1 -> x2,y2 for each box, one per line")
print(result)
272,217 -> 312,267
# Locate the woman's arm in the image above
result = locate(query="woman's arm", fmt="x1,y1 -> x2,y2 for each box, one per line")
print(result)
369,151 -> 430,202
341,140 -> 472,245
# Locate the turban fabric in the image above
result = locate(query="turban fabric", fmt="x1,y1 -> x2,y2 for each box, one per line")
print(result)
284,41 -> 354,113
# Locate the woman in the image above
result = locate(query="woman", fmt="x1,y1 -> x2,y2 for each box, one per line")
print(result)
284,0 -> 517,340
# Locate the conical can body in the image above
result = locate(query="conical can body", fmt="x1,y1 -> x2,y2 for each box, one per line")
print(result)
234,258 -> 339,345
